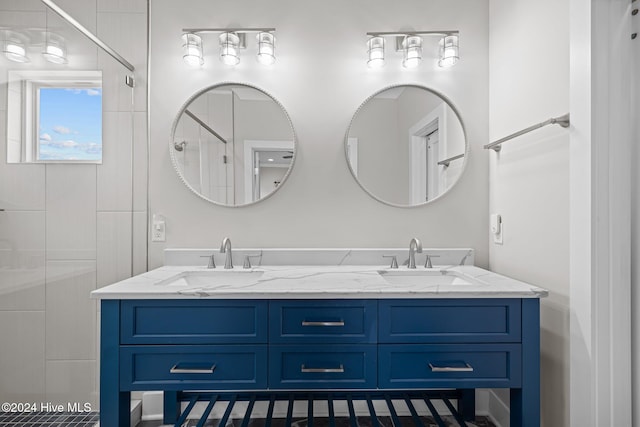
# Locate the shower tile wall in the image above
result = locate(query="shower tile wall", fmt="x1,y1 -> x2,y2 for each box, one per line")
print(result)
0,0 -> 148,409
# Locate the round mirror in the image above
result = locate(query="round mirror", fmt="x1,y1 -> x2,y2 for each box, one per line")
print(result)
171,83 -> 296,207
345,85 -> 467,207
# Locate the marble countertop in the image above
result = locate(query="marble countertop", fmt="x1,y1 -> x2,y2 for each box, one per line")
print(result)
90,264 -> 548,300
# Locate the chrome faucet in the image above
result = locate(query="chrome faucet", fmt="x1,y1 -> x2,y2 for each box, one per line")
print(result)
459,250 -> 472,266
408,238 -> 422,269
220,237 -> 233,269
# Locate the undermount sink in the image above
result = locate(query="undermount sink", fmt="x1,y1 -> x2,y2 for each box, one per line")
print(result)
158,270 -> 264,287
377,270 -> 475,286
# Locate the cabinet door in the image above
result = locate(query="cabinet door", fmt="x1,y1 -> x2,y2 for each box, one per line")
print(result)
121,300 -> 268,344
378,299 -> 521,343
270,300 -> 377,343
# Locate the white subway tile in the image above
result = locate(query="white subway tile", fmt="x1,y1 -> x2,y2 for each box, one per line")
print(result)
0,0 -> 44,11
0,109 -> 46,211
133,211 -> 147,275
49,0 -> 97,33
97,0 -> 146,13
45,165 -> 97,260
45,260 -> 97,360
0,10 -> 44,28
97,212 -> 133,287
97,112 -> 133,211
45,360 -> 97,409
133,112 -> 148,212
0,312 -> 46,402
0,211 -> 45,310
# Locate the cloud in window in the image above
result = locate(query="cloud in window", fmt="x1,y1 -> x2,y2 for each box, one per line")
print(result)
53,125 -> 72,135
40,133 -> 52,143
65,88 -> 102,96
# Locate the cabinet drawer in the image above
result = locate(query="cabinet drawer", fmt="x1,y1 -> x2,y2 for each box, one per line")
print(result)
120,345 -> 267,391
270,300 -> 377,343
121,300 -> 268,344
379,344 -> 521,388
269,345 -> 377,389
378,299 -> 521,343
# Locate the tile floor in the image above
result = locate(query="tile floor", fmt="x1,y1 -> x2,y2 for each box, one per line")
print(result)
0,411 -> 100,426
0,412 -> 496,427
139,415 -> 496,427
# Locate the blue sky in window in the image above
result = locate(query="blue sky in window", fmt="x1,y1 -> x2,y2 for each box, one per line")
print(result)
38,87 -> 102,161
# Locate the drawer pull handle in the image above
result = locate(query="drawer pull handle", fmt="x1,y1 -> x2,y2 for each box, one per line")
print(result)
301,320 -> 345,327
301,364 -> 345,373
170,364 -> 216,374
429,363 -> 474,372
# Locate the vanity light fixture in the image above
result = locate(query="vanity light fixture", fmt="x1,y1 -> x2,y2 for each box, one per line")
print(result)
438,34 -> 459,68
181,28 -> 276,67
366,30 -> 460,69
182,33 -> 204,67
366,36 -> 385,68
3,31 -> 30,63
256,31 -> 275,65
401,35 -> 422,68
42,32 -> 67,64
219,32 -> 240,65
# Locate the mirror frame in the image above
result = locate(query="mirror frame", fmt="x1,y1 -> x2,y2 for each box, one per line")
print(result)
170,82 -> 297,208
344,83 -> 468,208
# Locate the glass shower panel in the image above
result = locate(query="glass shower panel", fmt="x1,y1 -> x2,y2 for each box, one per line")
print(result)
0,0 -> 141,408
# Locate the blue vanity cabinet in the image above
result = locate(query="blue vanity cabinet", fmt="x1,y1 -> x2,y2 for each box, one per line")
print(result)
100,297 -> 540,427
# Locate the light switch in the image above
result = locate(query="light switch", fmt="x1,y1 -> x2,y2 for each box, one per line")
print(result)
491,213 -> 503,244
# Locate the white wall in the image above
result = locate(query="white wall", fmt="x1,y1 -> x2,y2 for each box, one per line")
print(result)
488,0 -> 570,425
148,0 -> 489,268
632,4 -> 640,424
0,0 -> 148,408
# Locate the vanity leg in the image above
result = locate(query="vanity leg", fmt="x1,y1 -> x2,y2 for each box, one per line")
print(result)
100,300 -> 130,427
163,391 -> 179,424
511,298 -> 540,427
458,389 -> 475,421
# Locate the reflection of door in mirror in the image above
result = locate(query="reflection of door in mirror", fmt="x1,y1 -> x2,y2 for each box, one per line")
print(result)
244,142 -> 295,203
426,130 -> 440,200
346,85 -> 466,207
409,103 -> 446,204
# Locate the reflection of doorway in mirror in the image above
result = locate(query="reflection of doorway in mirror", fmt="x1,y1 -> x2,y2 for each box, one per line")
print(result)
243,140 -> 294,203
409,103 -> 447,204
426,130 -> 440,200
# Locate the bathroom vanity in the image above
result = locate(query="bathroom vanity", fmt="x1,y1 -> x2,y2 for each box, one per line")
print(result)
93,250 -> 546,427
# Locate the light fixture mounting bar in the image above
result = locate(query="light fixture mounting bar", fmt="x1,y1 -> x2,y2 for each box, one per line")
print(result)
366,30 -> 459,37
182,28 -> 276,34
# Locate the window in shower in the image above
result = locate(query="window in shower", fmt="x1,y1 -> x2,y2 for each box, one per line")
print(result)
37,85 -> 102,161
6,70 -> 103,163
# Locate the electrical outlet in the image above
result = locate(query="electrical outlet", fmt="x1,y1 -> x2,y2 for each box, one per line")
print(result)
151,214 -> 166,242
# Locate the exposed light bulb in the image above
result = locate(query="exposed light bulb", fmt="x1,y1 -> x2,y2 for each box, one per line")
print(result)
438,35 -> 459,68
42,33 -> 67,64
402,35 -> 422,69
182,33 -> 204,67
256,32 -> 275,65
4,34 -> 29,63
219,32 -> 240,66
367,36 -> 384,69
